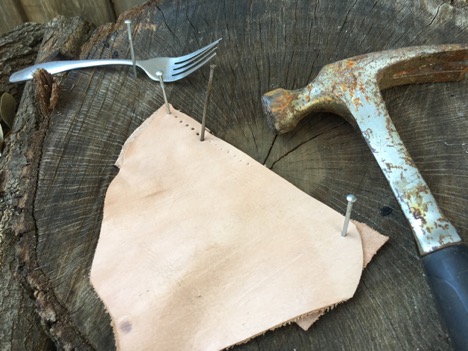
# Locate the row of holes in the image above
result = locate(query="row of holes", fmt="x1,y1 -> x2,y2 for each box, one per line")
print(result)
171,113 -> 250,166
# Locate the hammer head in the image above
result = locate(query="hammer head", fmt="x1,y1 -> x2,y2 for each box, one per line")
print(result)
262,44 -> 467,256
262,45 -> 468,350
263,44 -> 467,134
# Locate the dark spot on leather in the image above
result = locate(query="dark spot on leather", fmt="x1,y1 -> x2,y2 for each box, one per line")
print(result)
120,320 -> 132,333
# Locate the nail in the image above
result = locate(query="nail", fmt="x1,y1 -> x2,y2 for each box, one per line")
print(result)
124,20 -> 137,78
156,71 -> 171,114
341,194 -> 357,237
200,64 -> 216,141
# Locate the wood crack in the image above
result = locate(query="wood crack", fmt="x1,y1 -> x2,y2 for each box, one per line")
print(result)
268,121 -> 347,170
155,4 -> 178,41
408,2 -> 443,45
1,1 -> 466,350
262,133 -> 277,165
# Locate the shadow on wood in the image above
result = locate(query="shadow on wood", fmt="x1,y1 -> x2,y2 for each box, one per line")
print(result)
1,0 -> 467,349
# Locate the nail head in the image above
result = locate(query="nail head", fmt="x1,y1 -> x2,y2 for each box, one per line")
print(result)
346,194 -> 357,203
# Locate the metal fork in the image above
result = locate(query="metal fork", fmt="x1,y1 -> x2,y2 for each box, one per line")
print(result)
9,39 -> 221,83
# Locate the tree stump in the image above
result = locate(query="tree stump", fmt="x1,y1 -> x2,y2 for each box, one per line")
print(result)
1,0 -> 467,349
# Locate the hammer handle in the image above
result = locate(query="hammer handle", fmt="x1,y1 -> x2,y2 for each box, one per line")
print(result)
422,244 -> 468,351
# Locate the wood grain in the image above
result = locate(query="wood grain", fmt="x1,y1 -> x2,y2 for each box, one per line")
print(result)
0,0 -> 27,36
111,0 -> 147,16
0,17 -> 96,351
0,0 -> 147,35
1,0 -> 467,349
0,27 -> 46,350
19,0 -> 115,28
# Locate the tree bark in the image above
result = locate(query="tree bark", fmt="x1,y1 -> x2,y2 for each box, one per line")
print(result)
1,0 -> 467,350
0,21 -> 51,351
0,17 -> 94,351
0,23 -> 44,103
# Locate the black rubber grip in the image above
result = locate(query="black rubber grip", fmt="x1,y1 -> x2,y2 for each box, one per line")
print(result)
422,244 -> 468,351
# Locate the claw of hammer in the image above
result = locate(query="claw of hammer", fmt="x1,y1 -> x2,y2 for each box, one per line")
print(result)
263,44 -> 467,135
262,44 -> 468,350
262,44 -> 467,255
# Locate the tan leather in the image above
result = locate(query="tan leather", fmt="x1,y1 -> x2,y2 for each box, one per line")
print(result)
90,105 -> 388,350
295,222 -> 388,330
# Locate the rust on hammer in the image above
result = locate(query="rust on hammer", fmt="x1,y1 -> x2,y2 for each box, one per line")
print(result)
262,44 -> 467,255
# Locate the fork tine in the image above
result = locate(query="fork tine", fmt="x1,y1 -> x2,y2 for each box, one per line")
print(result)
169,52 -> 217,81
174,38 -> 222,64
173,44 -> 218,72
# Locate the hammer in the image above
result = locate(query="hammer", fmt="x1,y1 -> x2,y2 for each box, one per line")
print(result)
262,44 -> 468,350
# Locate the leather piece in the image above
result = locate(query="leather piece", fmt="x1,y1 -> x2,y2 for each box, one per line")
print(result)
295,221 -> 389,330
90,105 -> 388,350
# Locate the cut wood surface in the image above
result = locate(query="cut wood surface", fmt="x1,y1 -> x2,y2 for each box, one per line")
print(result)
1,0 -> 467,349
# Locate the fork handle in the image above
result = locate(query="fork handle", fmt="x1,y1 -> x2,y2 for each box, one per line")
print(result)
9,59 -> 133,83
